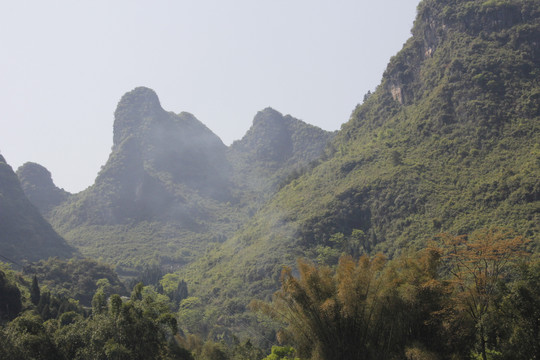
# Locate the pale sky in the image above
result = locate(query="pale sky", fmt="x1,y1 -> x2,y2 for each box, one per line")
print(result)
0,0 -> 419,193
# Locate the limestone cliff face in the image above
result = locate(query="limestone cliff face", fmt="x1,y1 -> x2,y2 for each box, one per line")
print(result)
113,87 -> 164,146
385,0 -> 540,106
17,162 -> 70,216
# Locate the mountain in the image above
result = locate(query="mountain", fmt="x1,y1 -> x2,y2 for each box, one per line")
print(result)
17,162 -> 70,217
228,107 -> 335,207
0,155 -> 74,264
63,86 -> 232,226
179,0 -> 540,341
46,87 -> 240,271
44,87 -> 332,272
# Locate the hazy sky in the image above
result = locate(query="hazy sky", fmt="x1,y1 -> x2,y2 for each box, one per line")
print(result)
0,0 -> 419,193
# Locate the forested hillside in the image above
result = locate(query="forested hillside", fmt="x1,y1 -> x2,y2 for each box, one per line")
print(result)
178,0 -> 540,343
1,0 -> 539,358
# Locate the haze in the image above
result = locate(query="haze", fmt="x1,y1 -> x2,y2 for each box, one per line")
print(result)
0,0 -> 418,193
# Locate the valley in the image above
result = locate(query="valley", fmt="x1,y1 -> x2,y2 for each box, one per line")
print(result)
1,0 -> 539,359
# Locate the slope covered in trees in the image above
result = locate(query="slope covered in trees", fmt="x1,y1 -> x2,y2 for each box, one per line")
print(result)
23,257 -> 127,307
178,0 -> 540,342
0,155 -> 74,263
2,0 -> 539,357
281,0 -> 540,251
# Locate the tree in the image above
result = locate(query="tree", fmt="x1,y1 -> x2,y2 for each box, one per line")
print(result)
177,297 -> 205,335
91,288 -> 107,315
4,311 -> 60,360
262,345 -> 299,360
231,338 -> 265,360
0,270 -> 22,320
253,250 -> 468,359
57,283 -> 190,360
200,341 -> 229,360
161,274 -> 189,309
252,254 -> 413,359
497,259 -> 540,359
31,275 -> 41,306
435,228 -> 529,360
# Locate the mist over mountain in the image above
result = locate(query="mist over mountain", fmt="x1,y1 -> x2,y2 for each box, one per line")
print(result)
2,0 -> 539,357
111,87 -> 232,204
0,155 -> 74,263
58,87 -> 233,226
28,87 -> 332,270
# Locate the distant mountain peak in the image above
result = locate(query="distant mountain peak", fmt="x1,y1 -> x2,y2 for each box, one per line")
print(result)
18,162 -> 56,189
17,162 -> 70,216
232,108 -> 332,165
113,86 -> 164,146
117,86 -> 161,111
55,87 -> 233,226
253,107 -> 284,122
227,108 -> 334,203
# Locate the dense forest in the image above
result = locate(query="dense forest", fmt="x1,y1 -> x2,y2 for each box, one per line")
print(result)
1,0 -> 539,359
1,229 -> 538,359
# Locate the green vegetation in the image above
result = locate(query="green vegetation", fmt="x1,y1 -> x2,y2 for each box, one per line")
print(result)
262,346 -> 300,360
0,262 -> 270,359
0,273 -> 192,359
23,257 -> 127,306
175,0 -> 539,344
0,268 -> 22,320
2,0 -> 539,357
253,229 -> 536,360
1,228 -> 537,359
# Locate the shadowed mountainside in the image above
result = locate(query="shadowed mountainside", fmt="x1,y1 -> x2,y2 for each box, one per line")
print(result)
0,155 -> 75,264
17,162 -> 71,217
